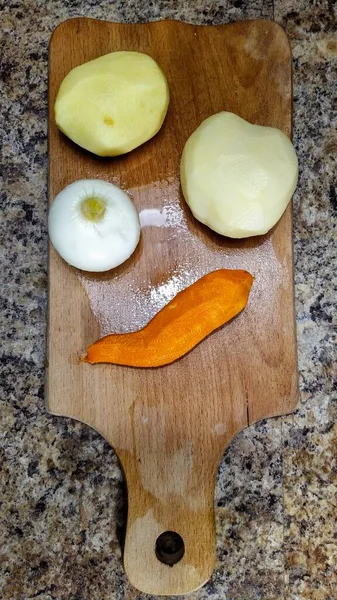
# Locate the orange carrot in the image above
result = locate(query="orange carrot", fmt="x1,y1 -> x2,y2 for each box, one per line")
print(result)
84,269 -> 253,368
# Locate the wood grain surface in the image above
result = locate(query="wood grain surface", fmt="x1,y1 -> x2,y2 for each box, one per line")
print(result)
47,18 -> 298,596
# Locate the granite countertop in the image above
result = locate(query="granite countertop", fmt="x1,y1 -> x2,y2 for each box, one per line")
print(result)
1,1 -> 336,599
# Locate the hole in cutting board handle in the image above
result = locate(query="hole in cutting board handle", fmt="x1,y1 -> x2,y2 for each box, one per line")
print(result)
155,531 -> 185,566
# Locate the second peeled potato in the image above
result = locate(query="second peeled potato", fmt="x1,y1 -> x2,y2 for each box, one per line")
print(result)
181,112 -> 298,238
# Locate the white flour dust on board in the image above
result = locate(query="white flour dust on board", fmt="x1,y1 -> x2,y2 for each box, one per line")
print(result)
77,175 -> 285,339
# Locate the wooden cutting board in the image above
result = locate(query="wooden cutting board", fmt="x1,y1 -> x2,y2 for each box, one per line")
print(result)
47,18 -> 298,596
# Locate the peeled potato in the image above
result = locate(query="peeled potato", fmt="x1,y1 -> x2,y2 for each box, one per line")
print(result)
180,112 -> 298,238
55,51 -> 169,156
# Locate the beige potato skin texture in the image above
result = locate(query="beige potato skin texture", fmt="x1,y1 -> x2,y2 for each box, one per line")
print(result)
55,51 -> 169,157
180,112 -> 298,238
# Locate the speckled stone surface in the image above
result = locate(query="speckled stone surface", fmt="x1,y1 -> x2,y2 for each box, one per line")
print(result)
1,1 -> 336,599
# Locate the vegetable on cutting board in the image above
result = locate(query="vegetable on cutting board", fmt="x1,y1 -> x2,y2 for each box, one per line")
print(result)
180,111 -> 298,238
55,51 -> 169,156
48,179 -> 140,272
84,269 -> 253,368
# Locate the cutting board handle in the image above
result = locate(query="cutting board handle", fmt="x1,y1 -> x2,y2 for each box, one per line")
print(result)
119,451 -> 217,596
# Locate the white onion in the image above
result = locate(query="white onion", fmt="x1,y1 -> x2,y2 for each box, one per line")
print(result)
48,179 -> 140,272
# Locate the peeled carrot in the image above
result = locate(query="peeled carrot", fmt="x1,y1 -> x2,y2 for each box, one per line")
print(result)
84,269 -> 253,368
